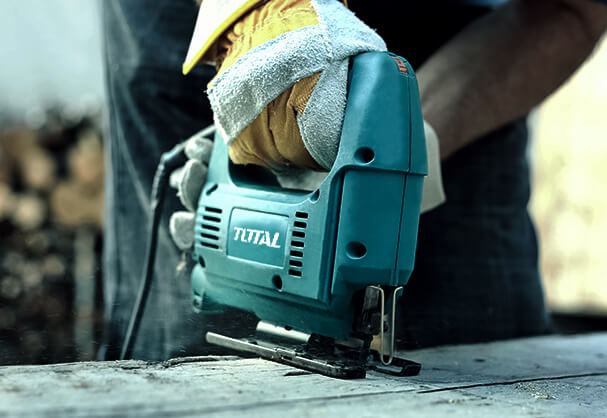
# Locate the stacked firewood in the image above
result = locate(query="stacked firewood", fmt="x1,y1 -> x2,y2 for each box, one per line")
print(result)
0,111 -> 104,365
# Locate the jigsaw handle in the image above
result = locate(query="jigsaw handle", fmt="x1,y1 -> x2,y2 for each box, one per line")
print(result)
335,53 -> 427,175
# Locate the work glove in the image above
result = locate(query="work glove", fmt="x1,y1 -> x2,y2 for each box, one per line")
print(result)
168,127 -> 215,251
421,121 -> 445,213
183,0 -> 387,171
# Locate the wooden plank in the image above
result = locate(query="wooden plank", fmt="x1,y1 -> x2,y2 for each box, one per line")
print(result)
402,332 -> 607,387
0,333 -> 606,417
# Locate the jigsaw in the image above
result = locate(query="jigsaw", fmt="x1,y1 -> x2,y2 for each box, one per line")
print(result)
121,51 -> 426,377
189,51 -> 428,378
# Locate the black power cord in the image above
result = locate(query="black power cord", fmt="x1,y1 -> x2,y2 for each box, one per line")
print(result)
120,143 -> 188,360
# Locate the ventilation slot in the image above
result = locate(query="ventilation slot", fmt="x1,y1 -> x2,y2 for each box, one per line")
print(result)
288,214 -> 308,278
289,259 -> 303,268
198,207 -> 223,250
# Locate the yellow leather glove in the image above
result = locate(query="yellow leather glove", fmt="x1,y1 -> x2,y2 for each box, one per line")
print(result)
207,0 -> 331,171
215,0 -> 325,170
183,0 -> 387,171
228,73 -> 322,171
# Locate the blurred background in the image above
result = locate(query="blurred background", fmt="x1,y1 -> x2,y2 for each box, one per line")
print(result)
0,2 -> 606,366
531,36 -> 607,330
0,1 -> 104,365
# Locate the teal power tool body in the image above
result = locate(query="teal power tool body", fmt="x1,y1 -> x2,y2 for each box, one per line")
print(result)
191,52 -> 428,378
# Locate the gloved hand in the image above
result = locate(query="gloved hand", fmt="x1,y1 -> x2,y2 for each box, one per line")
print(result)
183,0 -> 386,172
183,0 -> 446,212
168,127 -> 215,251
421,121 -> 446,213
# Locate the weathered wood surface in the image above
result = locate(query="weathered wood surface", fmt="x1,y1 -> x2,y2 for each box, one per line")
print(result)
1,333 -> 606,417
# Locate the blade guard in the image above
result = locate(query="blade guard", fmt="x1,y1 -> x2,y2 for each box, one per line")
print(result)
191,52 -> 427,340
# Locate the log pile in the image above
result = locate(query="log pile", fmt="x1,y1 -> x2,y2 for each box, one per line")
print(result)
0,111 -> 104,365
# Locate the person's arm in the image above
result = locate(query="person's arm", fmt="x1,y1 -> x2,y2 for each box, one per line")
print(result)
418,0 -> 607,160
